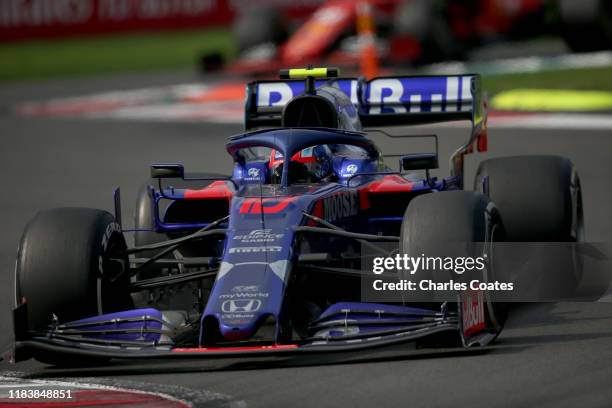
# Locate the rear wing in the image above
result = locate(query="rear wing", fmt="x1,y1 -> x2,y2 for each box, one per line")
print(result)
244,74 -> 486,131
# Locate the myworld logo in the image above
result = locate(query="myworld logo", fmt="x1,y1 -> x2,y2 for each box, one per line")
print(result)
219,292 -> 269,299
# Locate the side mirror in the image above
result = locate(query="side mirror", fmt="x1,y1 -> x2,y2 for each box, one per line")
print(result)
151,164 -> 184,179
400,153 -> 438,171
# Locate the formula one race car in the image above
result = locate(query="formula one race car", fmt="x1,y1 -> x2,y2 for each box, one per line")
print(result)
9,67 -> 583,365
206,0 -> 612,74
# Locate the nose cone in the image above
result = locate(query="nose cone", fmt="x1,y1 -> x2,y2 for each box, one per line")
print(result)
201,260 -> 289,343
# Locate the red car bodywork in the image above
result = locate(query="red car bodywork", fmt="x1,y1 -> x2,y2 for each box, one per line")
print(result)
226,0 -> 549,76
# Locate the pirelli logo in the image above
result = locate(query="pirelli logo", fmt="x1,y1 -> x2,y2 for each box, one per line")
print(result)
228,246 -> 282,254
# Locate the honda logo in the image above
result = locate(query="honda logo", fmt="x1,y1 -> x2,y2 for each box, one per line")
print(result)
221,299 -> 262,313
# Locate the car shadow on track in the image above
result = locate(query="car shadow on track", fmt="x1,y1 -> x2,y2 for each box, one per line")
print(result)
22,346 -> 501,379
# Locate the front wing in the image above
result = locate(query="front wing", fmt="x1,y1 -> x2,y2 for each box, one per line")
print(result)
8,302 -> 471,363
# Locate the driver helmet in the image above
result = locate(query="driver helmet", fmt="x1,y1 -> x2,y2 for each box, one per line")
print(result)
269,145 -> 334,183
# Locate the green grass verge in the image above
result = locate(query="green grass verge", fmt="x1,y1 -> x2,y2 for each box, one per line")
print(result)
483,66 -> 612,110
2,28 -> 612,100
482,66 -> 612,96
0,28 -> 235,81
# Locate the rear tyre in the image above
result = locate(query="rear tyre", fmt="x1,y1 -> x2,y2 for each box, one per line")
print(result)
15,208 -> 132,365
233,7 -> 287,53
474,155 -> 584,298
133,178 -> 225,277
474,155 -> 582,242
393,0 -> 461,63
134,184 -> 168,278
200,52 -> 225,73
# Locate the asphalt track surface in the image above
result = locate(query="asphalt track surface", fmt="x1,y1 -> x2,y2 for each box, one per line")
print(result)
1,73 -> 612,407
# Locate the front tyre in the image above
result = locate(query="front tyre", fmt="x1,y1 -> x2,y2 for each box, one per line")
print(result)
400,191 -> 507,341
15,208 -> 132,364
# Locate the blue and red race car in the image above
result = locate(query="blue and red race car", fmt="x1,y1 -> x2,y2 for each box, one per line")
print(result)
9,67 -> 583,365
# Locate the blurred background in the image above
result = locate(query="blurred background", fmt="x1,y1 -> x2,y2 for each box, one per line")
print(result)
1,0 -> 612,114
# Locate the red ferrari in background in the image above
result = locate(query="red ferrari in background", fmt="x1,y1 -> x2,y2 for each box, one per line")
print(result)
201,0 -> 612,75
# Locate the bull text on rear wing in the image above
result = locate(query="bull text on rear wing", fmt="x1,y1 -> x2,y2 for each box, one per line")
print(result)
245,74 -> 485,129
